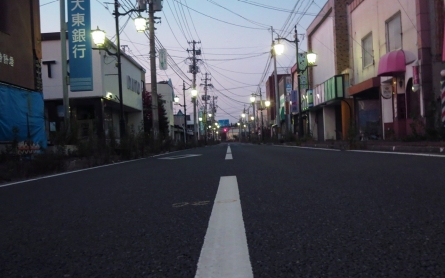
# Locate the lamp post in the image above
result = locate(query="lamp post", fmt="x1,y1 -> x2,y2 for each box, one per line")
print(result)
91,4 -> 146,138
264,100 -> 271,141
191,88 -> 198,145
241,110 -> 246,142
174,82 -> 188,144
274,25 -> 317,138
183,81 -> 189,144
252,89 -> 267,142
250,95 -> 257,140
207,113 -> 213,142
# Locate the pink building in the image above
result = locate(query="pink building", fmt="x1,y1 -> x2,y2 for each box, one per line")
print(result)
347,0 -> 444,139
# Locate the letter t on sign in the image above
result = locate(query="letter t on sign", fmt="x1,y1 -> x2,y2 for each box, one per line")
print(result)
42,60 -> 57,78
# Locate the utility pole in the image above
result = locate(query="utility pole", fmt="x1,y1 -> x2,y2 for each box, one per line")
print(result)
187,40 -> 201,144
295,25 -> 304,138
212,95 -> 215,141
149,0 -> 159,140
114,0 -> 127,138
260,88 -> 264,142
201,72 -> 212,144
247,106 -> 251,141
272,26 -> 281,140
250,95 -> 256,140
182,80 -> 188,144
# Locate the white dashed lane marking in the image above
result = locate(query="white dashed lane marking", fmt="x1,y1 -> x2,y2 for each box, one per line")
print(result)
225,145 -> 233,160
195,176 -> 253,278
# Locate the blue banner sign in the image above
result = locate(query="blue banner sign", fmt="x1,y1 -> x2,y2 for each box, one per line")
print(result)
68,0 -> 93,91
218,119 -> 230,127
291,90 -> 299,114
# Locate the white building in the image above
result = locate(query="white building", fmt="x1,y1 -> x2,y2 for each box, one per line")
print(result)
146,80 -> 175,138
41,32 -> 145,140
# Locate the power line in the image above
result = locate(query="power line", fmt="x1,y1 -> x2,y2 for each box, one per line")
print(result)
206,0 -> 270,28
172,0 -> 268,30
40,0 -> 58,7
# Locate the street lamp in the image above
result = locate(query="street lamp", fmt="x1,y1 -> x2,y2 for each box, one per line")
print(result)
174,93 -> 187,144
91,27 -> 106,46
271,38 -> 281,140
134,15 -> 147,32
274,25 -> 317,138
250,95 -> 257,140
176,81 -> 192,145
90,3 -> 146,139
191,88 -> 198,144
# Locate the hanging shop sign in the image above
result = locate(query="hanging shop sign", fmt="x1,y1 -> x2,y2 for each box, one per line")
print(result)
159,48 -> 168,70
291,90 -> 299,114
381,84 -> 392,99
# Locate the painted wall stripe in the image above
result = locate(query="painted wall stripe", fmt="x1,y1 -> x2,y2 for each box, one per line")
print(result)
195,176 -> 253,278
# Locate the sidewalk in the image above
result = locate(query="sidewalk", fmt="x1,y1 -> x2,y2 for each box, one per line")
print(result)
292,140 -> 445,155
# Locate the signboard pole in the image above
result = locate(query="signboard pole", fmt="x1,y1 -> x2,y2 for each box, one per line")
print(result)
60,0 -> 70,128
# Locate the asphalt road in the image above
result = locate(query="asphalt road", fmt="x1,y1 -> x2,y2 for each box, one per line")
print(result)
1,143 -> 445,277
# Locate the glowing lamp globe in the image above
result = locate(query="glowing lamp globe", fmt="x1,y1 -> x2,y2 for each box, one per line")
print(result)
92,27 -> 106,46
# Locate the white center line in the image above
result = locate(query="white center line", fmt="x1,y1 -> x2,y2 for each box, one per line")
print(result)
225,145 -> 233,160
195,176 -> 253,278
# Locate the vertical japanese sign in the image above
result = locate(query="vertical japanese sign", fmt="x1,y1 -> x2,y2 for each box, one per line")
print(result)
298,53 -> 308,90
159,49 -> 168,70
285,76 -> 291,114
68,0 -> 93,91
291,90 -> 299,114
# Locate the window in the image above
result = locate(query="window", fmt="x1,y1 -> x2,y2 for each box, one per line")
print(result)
386,13 -> 402,52
362,33 -> 373,68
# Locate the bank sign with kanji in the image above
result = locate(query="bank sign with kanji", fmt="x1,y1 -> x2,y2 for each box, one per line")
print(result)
68,0 -> 93,91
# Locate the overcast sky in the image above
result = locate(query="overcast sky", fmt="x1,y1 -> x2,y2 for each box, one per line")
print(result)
40,0 -> 327,123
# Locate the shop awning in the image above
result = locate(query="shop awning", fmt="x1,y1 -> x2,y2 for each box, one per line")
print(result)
349,77 -> 381,96
377,50 -> 406,76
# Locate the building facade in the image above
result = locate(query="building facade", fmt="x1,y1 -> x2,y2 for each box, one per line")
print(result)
146,81 -> 175,138
347,0 -> 444,140
42,33 -> 145,141
265,73 -> 287,136
305,0 -> 352,141
297,0 -> 445,141
0,0 -> 47,152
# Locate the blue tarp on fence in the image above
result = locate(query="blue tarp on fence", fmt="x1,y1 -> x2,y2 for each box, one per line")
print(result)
0,83 -> 47,150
